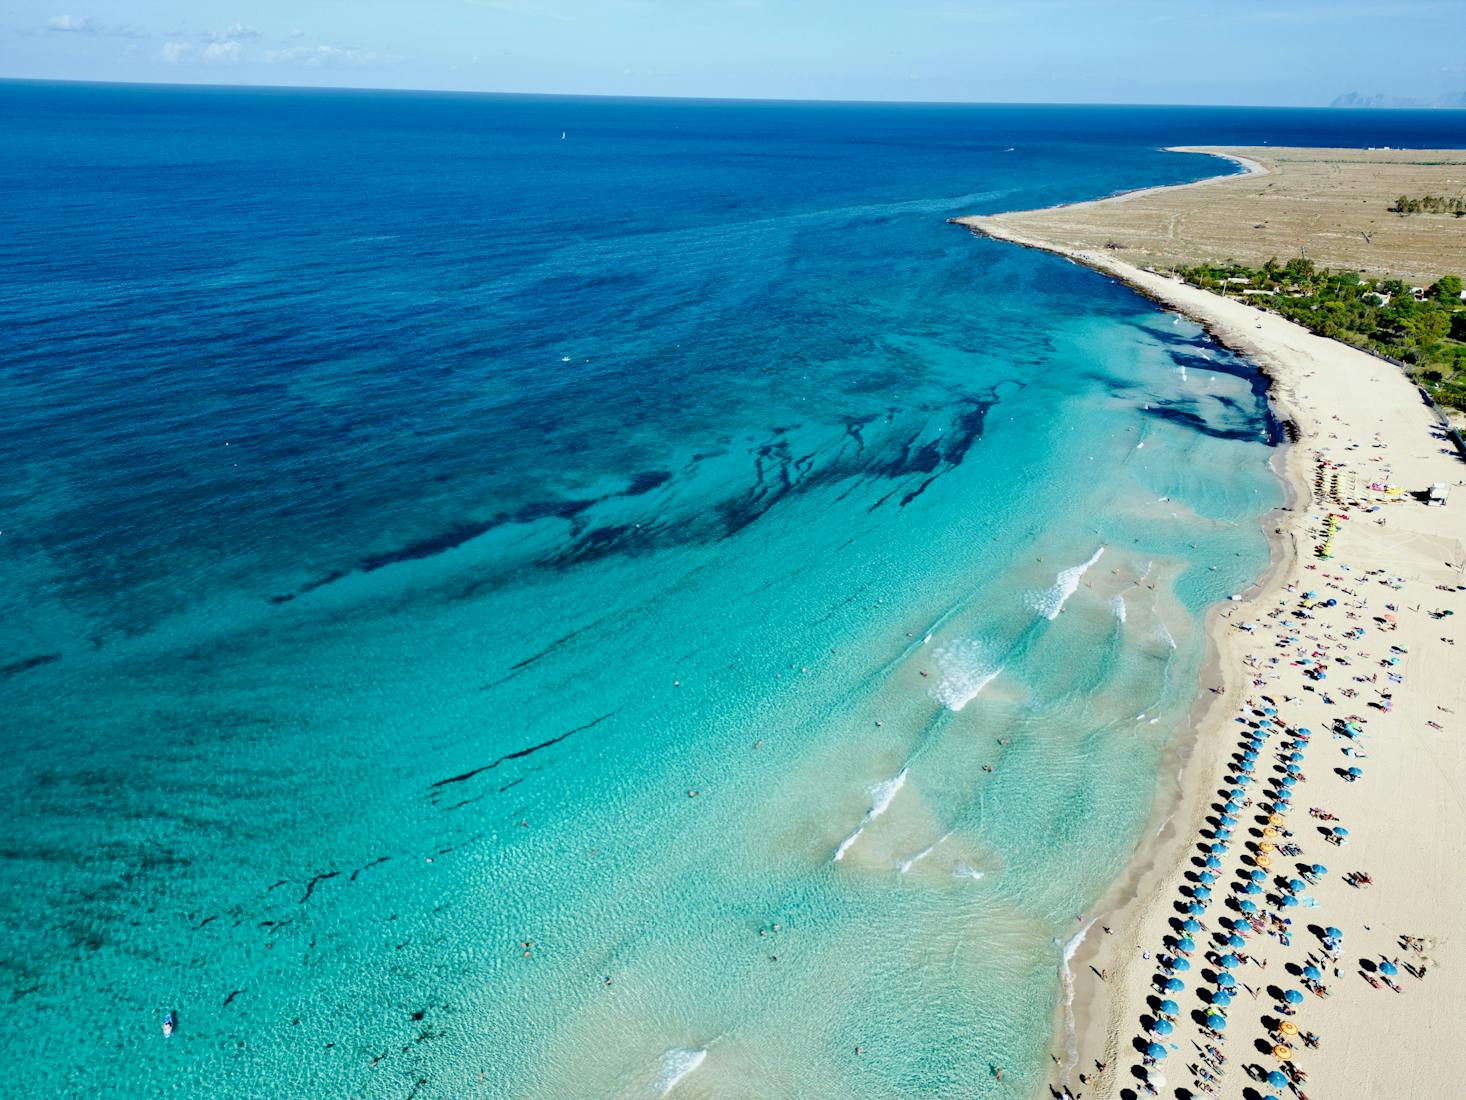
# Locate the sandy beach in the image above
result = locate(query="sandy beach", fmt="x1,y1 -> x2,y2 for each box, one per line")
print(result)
958,155 -> 1466,1099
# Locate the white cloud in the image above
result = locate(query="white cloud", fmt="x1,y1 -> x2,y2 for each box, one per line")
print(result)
44,13 -> 143,38
264,44 -> 378,67
161,40 -> 192,63
202,40 -> 242,61
209,22 -> 259,42
46,14 -> 99,33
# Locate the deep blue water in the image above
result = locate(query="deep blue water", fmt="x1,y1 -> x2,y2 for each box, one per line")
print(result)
3,83 -> 1465,1097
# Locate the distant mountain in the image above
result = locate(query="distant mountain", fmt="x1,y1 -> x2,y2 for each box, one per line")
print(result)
1330,91 -> 1466,109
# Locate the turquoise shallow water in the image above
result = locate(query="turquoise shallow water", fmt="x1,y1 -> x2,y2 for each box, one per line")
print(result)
6,86 -> 1465,1097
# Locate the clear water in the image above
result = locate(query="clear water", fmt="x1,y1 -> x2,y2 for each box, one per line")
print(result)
4,84 -> 1465,1097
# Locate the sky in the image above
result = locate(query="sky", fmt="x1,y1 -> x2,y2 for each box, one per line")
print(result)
4,0 -> 1466,106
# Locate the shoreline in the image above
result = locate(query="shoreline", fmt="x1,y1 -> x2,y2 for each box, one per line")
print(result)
954,149 -> 1466,1099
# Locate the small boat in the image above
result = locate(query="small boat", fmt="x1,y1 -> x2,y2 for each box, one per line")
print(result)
162,1011 -> 176,1038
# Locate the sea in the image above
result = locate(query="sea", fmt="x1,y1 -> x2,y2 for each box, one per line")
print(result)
4,82 -> 1466,1098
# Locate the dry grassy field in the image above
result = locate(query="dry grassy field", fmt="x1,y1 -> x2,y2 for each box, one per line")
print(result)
976,146 -> 1466,284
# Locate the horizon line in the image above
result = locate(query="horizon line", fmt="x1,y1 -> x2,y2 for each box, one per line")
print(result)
8,75 -> 1465,113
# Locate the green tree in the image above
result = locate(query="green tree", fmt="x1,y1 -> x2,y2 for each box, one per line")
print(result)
1429,274 -> 1463,302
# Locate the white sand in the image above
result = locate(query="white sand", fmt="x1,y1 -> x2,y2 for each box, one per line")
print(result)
957,189 -> 1466,1098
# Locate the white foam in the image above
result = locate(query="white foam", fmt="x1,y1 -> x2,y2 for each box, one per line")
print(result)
897,829 -> 953,873
1157,619 -> 1178,650
654,1048 -> 707,1097
834,769 -> 908,861
952,863 -> 986,882
1032,547 -> 1105,620
1111,594 -> 1127,623
931,638 -> 1003,711
1057,921 -> 1096,1076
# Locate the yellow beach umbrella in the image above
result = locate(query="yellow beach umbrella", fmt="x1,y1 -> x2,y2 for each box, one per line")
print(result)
1258,841 -> 1275,854
1268,815 -> 1284,827
1262,827 -> 1279,839
1255,855 -> 1273,868
1279,1021 -> 1299,1036
1273,1045 -> 1293,1061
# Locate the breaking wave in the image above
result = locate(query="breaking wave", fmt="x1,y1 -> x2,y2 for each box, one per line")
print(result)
834,768 -> 908,862
1031,547 -> 1104,620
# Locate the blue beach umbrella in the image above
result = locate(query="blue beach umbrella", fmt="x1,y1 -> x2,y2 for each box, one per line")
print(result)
1188,902 -> 1205,915
1221,814 -> 1238,826
1267,1070 -> 1288,1087
1288,751 -> 1303,761
1240,900 -> 1258,913
1244,883 -> 1262,895
1250,870 -> 1267,882
1146,1042 -> 1167,1059
1228,934 -> 1246,948
1333,827 -> 1349,838
1217,971 -> 1237,988
1195,887 -> 1213,900
1281,895 -> 1299,908
1312,864 -> 1328,875
1380,960 -> 1398,976
1287,878 -> 1304,892
1211,841 -> 1229,854
1303,965 -> 1322,981
1235,775 -> 1252,787
1264,707 -> 1277,715
1152,1018 -> 1174,1037
1159,998 -> 1179,1015
1182,919 -> 1201,933
1283,988 -> 1304,1004
1199,871 -> 1217,884
1325,926 -> 1342,938
1298,727 -> 1311,737
1165,977 -> 1184,992
1178,936 -> 1195,953
1208,1013 -> 1228,1031
1286,764 -> 1301,775
1206,855 -> 1222,868
1211,990 -> 1232,1007
1348,767 -> 1362,777
1170,957 -> 1191,972
1219,953 -> 1239,969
